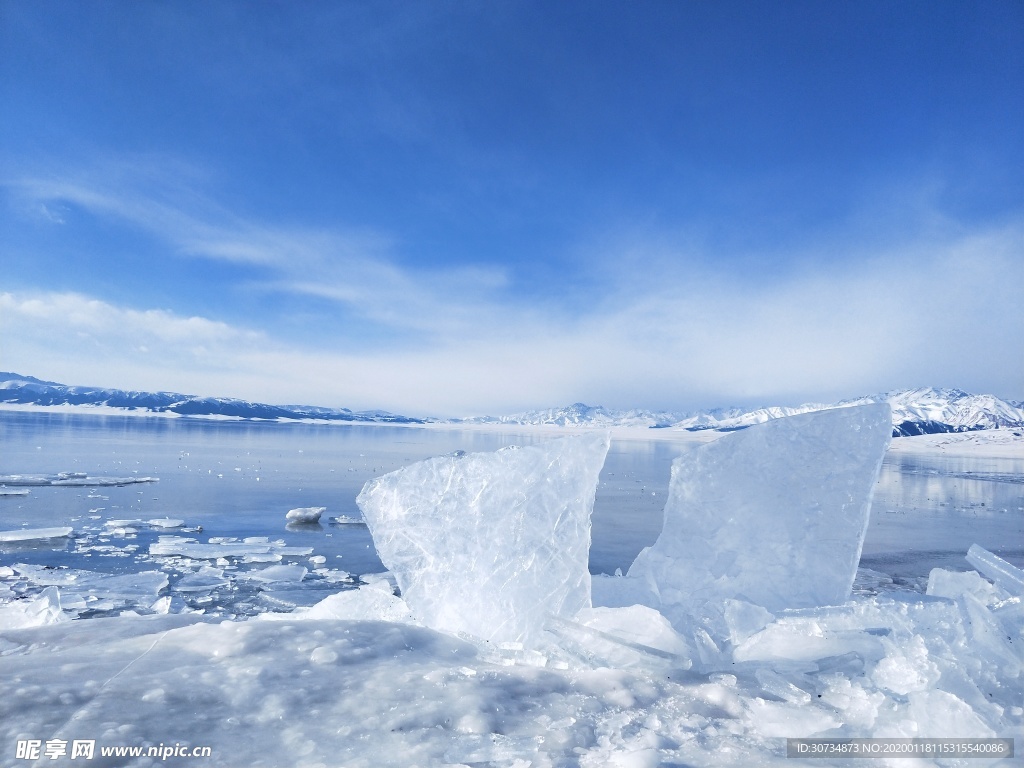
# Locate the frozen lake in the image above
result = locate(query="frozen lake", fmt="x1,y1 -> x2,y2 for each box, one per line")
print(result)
0,411 -> 1019,573
1,410 -> 1021,767
1,410 -> 1021,606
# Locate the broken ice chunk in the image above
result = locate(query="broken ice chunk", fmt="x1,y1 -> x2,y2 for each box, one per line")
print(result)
285,581 -> 415,623
0,586 -> 66,629
81,571 -> 169,602
926,568 -> 1005,604
0,527 -> 73,542
356,433 -> 609,647
965,544 -> 1024,597
147,518 -> 185,529
628,404 -> 891,617
237,564 -> 308,583
722,599 -> 774,645
285,506 -> 326,523
754,668 -> 812,705
149,536 -> 313,560
175,567 -> 229,592
957,592 -> 1022,678
243,553 -> 282,563
549,605 -> 694,670
10,565 -> 168,609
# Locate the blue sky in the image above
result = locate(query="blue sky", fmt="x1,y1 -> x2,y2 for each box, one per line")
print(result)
2,1 -> 1022,416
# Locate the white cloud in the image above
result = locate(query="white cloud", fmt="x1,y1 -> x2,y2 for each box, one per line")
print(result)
4,292 -> 256,346
4,161 -> 1022,414
9,164 -> 508,340
0,292 -> 270,395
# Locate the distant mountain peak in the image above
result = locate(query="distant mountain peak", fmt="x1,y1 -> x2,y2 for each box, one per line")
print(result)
0,372 -> 421,424
460,388 -> 1024,437
2,373 -> 1020,437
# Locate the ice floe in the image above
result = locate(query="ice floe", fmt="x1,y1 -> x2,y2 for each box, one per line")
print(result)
285,506 -> 325,523
0,527 -> 73,543
149,535 -> 312,560
329,514 -> 367,525
0,472 -> 158,487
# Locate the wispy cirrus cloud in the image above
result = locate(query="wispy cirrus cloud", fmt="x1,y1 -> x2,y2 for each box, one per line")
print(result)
7,160 -> 508,340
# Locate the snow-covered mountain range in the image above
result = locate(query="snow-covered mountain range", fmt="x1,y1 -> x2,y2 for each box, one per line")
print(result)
0,372 -> 421,424
457,387 -> 1024,437
2,372 -> 1021,437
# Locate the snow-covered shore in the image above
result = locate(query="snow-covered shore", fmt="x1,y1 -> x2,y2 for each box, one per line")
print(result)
2,561 -> 1020,767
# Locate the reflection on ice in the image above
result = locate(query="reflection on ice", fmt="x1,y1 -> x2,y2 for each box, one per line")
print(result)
285,521 -> 324,532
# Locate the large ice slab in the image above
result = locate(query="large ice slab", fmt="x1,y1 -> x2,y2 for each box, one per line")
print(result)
628,404 -> 892,617
965,543 -> 1024,596
0,526 -> 73,542
356,433 -> 609,646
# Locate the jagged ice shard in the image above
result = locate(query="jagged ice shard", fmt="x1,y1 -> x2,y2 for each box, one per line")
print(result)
356,433 -> 610,646
627,404 -> 892,617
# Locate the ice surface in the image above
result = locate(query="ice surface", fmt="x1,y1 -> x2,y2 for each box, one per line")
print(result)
0,526 -> 73,542
627,405 -> 892,621
0,581 -> 1016,768
1,417 -> 1018,765
6,564 -> 169,618
0,472 -> 158,487
965,543 -> 1024,596
357,433 -> 609,646
275,581 -> 415,623
149,535 -> 312,559
237,564 -> 308,583
285,506 -> 325,523
175,566 -> 229,593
